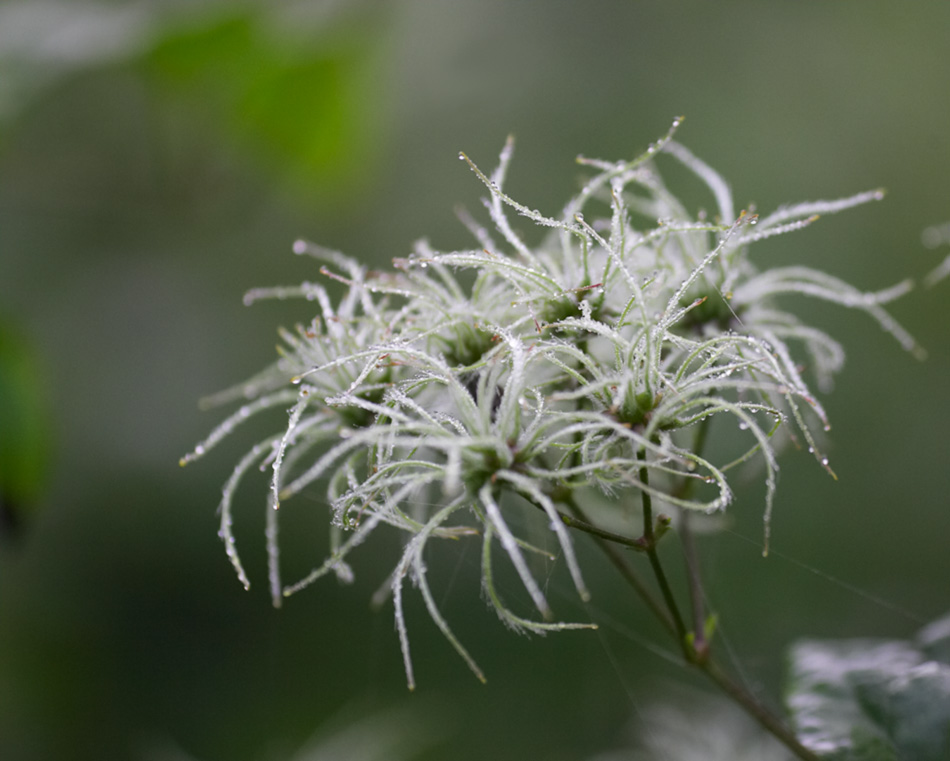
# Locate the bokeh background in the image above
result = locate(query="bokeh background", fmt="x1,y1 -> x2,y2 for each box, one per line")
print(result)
1,1 -> 949,759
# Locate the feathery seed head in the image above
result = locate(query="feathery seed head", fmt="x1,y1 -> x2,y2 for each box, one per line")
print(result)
185,118 -> 920,687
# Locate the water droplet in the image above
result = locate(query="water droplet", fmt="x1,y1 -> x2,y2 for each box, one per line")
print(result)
293,239 -> 307,254
195,445 -> 205,456
821,457 -> 829,466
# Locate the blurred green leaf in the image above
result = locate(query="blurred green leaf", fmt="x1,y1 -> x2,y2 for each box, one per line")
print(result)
147,10 -> 384,194
0,1 -> 388,200
786,612 -> 950,760
0,1 -> 152,123
918,613 -> 950,664
0,318 -> 49,532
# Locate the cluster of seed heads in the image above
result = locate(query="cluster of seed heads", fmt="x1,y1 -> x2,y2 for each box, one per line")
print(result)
183,118 -> 921,687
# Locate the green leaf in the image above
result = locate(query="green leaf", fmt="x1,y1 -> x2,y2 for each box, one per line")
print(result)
785,613 -> 950,760
917,611 -> 950,666
0,3 -> 388,200
145,9 -> 386,199
0,319 -> 49,531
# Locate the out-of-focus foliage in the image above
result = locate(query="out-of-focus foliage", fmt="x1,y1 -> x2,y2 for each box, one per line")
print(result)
590,691 -> 793,761
143,702 -> 444,761
922,222 -> 950,288
0,318 -> 48,534
0,0 -> 388,201
786,611 -> 950,761
0,1 -> 152,118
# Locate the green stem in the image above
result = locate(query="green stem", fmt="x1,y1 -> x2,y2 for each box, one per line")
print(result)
620,433 -> 818,761
561,494 -> 674,636
554,508 -> 647,550
523,488 -> 650,550
552,397 -> 675,635
550,417 -> 814,757
676,417 -> 712,658
637,450 -> 690,653
700,661 -> 821,761
551,474 -> 817,759
679,512 -> 707,658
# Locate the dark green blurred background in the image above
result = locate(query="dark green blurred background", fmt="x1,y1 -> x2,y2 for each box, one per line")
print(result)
1,2 -> 948,759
